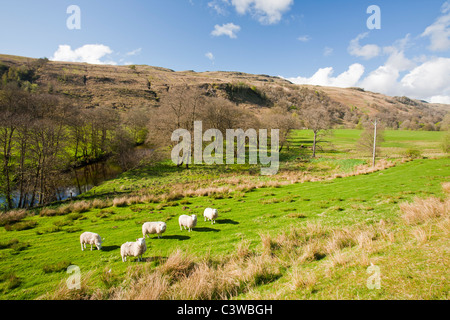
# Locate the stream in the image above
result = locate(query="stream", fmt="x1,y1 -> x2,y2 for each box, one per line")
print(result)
0,161 -> 123,209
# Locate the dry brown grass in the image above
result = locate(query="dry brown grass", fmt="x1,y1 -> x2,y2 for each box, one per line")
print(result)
442,182 -> 450,194
411,226 -> 430,243
39,207 -> 58,217
39,270 -> 95,300
71,200 -> 91,213
400,197 -> 449,225
324,229 -> 355,255
0,209 -> 28,226
288,268 -> 317,291
120,271 -> 171,300
92,198 -> 112,209
112,197 -> 129,207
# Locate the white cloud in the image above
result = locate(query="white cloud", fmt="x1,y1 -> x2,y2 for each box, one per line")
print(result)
126,48 -> 142,56
286,63 -> 365,88
297,35 -> 311,42
442,1 -> 450,14
323,47 -> 334,57
205,52 -> 215,61
230,0 -> 293,24
51,44 -> 116,65
400,57 -> 450,98
421,1 -> 450,51
348,32 -> 381,60
429,95 -> 450,104
360,56 -> 450,102
208,0 -> 230,15
211,23 -> 241,38
360,65 -> 400,96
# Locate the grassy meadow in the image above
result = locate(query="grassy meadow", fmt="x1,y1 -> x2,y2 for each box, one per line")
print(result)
0,129 -> 448,300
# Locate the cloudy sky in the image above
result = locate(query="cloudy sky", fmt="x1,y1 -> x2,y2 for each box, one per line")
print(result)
1,0 -> 450,103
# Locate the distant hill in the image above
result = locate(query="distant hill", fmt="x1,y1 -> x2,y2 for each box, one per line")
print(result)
1,53 -> 448,129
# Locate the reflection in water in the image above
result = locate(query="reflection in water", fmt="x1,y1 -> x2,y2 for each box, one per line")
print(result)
1,161 -> 122,209
70,161 -> 122,197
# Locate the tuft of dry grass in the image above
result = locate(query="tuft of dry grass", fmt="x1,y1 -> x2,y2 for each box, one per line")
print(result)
442,182 -> 450,194
113,197 -> 129,207
158,249 -> 196,280
92,198 -> 112,209
324,229 -> 355,255
121,271 -> 171,300
71,200 -> 91,213
411,226 -> 430,243
288,268 -> 317,291
400,197 -> 449,225
0,209 -> 28,226
39,207 -> 58,217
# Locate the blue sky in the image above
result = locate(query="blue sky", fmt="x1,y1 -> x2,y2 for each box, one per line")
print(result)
1,0 -> 450,103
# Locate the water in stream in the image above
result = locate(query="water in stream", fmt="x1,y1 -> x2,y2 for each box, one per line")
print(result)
0,161 -> 123,209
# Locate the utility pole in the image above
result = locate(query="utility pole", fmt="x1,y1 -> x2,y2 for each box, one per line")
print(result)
372,118 -> 377,167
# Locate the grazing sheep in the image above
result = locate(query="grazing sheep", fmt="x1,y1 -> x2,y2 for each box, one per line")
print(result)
179,214 -> 197,232
203,208 -> 219,224
80,232 -> 103,251
142,221 -> 167,239
120,238 -> 147,262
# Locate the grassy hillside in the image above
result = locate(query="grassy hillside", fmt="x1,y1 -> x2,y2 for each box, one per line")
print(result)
1,53 -> 448,124
0,129 -> 448,300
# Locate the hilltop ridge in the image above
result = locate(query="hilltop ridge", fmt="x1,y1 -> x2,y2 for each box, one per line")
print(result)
0,53 -> 448,129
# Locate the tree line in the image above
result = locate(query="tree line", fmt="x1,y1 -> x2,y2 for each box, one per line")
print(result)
0,82 -> 149,209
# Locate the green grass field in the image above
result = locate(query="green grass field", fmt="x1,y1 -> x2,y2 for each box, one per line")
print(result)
0,129 -> 448,300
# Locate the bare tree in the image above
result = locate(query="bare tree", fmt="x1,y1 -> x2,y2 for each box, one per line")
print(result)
302,105 -> 333,158
260,107 -> 301,152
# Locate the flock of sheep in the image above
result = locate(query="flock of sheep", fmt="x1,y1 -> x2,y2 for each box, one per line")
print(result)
79,207 -> 219,262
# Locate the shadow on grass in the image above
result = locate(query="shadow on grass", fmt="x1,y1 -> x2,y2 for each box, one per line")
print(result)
101,245 -> 120,252
161,235 -> 191,241
194,227 -> 220,233
216,219 -> 239,225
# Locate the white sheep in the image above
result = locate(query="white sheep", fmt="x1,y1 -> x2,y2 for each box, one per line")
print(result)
179,214 -> 197,232
80,232 -> 103,251
203,208 -> 219,224
142,221 -> 167,239
120,238 -> 147,262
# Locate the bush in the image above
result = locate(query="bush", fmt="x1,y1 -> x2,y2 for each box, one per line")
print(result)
0,272 -> 21,290
43,260 -> 72,273
403,148 -> 422,159
4,220 -> 37,231
0,238 -> 29,252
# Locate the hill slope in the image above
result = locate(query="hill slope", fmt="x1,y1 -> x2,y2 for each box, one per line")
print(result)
0,53 -> 448,128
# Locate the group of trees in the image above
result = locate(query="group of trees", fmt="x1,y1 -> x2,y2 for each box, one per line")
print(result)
145,84 -> 346,164
0,82 -> 149,209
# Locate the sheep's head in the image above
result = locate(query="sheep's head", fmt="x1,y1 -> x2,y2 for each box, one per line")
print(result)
96,237 -> 103,249
212,209 -> 218,215
136,238 -> 146,246
191,214 -> 197,221
159,222 -> 166,232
